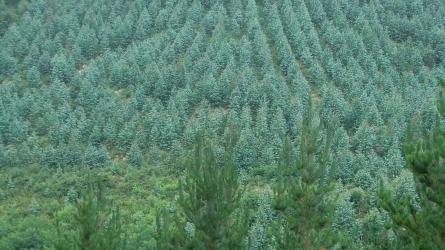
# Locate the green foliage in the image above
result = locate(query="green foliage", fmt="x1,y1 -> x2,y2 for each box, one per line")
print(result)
173,131 -> 249,249
7,176 -> 14,189
333,199 -> 354,232
28,198 -> 41,214
51,53 -> 75,84
76,26 -> 98,60
378,79 -> 445,249
84,146 -> 111,168
274,96 -> 338,249
249,186 -> 274,250
0,0 -> 444,248
26,66 -> 41,88
67,186 -> 78,203
0,0 -> 29,37
126,142 -> 143,168
353,121 -> 377,154
360,208 -> 388,248
0,216 -> 55,250
234,127 -> 257,171
55,174 -> 126,250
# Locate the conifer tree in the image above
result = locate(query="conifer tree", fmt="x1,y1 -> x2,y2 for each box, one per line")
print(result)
175,131 -> 249,249
55,174 -> 125,250
274,96 -> 338,249
135,7 -> 152,41
378,79 -> 445,249
127,142 -> 143,168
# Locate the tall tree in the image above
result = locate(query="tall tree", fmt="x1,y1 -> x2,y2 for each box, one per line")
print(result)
378,79 -> 445,249
274,96 -> 338,249
175,131 -> 248,249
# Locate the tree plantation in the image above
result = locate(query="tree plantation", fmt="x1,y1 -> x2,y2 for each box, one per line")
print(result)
0,0 -> 444,249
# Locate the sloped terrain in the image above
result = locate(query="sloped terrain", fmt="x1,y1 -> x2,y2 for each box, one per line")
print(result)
0,0 -> 445,249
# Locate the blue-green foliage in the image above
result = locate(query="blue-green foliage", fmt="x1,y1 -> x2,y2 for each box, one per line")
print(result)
127,142 -> 143,168
234,127 -> 256,171
333,199 -> 355,235
353,121 -> 377,154
26,67 -> 41,88
249,187 -> 274,250
354,169 -> 374,191
0,0 -> 444,246
0,142 -> 5,168
385,141 -> 404,179
84,146 -> 111,168
361,208 -> 386,246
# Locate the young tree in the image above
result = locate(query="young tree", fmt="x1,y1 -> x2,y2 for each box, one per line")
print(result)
83,145 -> 111,168
76,25 -> 99,60
26,66 -> 42,88
135,7 -> 152,41
234,127 -> 257,172
126,142 -> 143,168
175,131 -> 249,249
55,174 -> 126,250
249,187 -> 275,250
274,96 -> 338,249
378,79 -> 445,249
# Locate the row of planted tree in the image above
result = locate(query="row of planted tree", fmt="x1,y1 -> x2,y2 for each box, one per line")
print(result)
56,90 -> 445,249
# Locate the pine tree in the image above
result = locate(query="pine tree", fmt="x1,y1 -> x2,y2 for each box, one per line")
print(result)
378,79 -> 445,249
0,142 -> 5,168
26,66 -> 42,88
7,176 -> 14,190
64,138 -> 83,167
83,145 -> 111,168
29,198 -> 41,214
55,174 -> 126,250
249,186 -> 274,250
135,7 -> 152,41
76,25 -> 99,60
175,131 -> 249,249
273,96 -> 338,249
127,142 -> 143,168
234,127 -> 257,172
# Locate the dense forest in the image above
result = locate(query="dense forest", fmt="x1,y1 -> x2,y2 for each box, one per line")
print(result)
0,0 -> 445,249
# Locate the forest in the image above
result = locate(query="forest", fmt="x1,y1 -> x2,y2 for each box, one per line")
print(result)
0,0 -> 445,249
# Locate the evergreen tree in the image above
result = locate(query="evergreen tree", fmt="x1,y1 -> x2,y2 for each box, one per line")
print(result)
89,125 -> 102,147
19,143 -> 33,165
333,198 -> 358,241
67,186 -> 78,203
174,131 -> 249,249
385,140 -> 404,179
234,127 -> 257,172
274,96 -> 338,249
55,174 -> 126,250
249,186 -> 274,250
51,53 -> 75,84
3,144 -> 18,167
135,7 -> 152,41
127,142 -> 143,168
116,123 -> 134,151
0,142 -> 5,168
169,139 -> 184,167
7,176 -> 14,190
378,79 -> 445,249
29,198 -> 41,214
238,35 -> 252,68
26,66 -> 41,88
63,138 -> 82,167
84,145 -> 111,168
76,25 -> 99,60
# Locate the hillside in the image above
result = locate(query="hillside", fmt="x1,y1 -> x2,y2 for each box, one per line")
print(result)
0,0 -> 445,249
